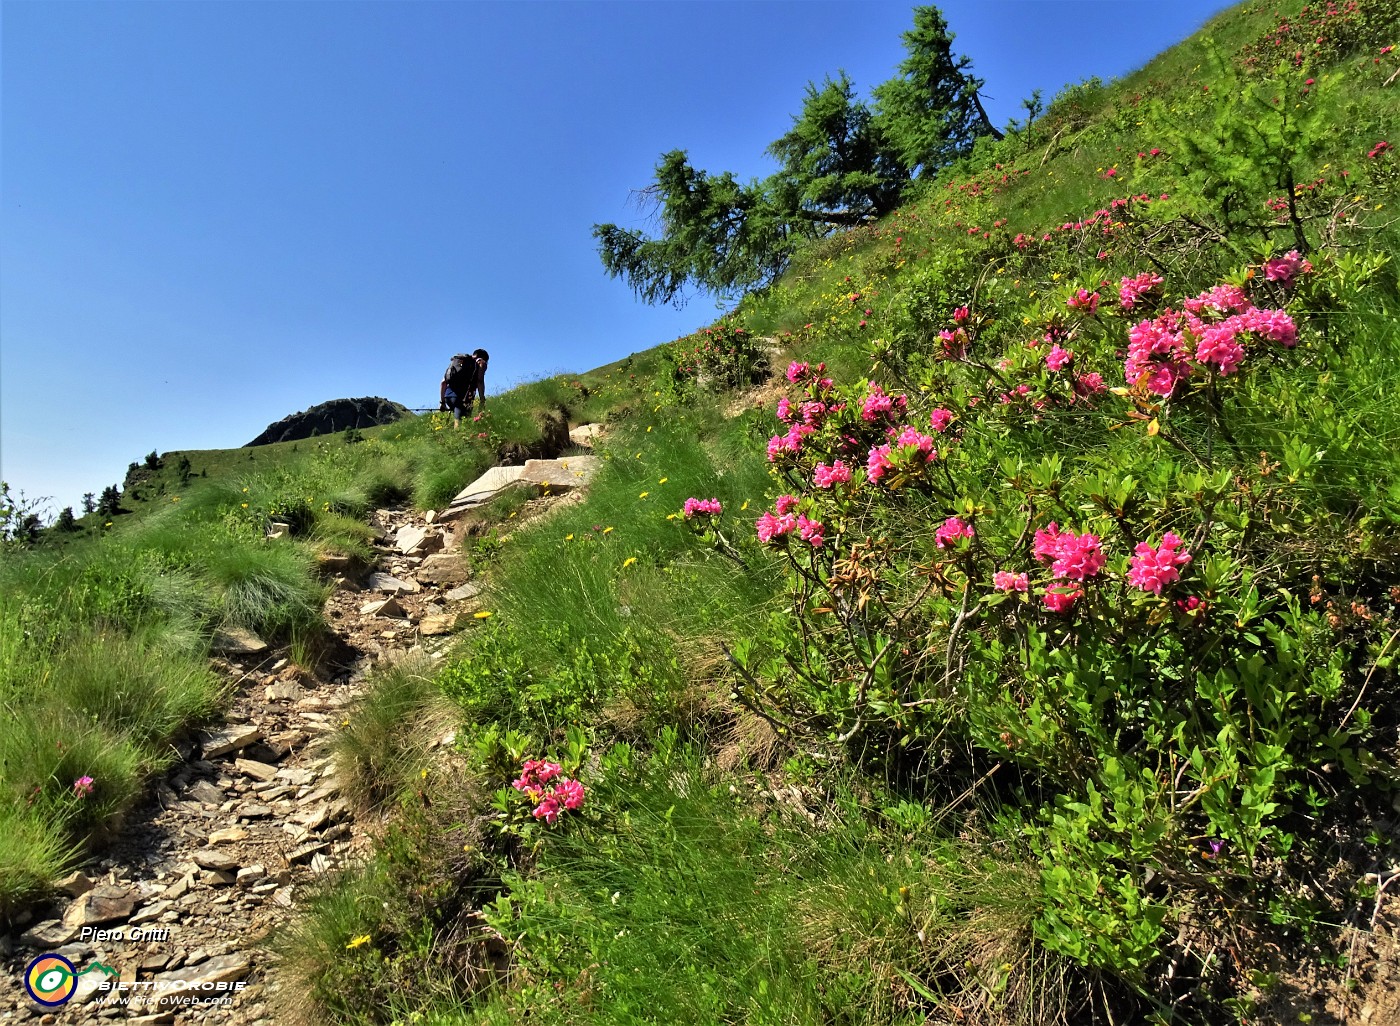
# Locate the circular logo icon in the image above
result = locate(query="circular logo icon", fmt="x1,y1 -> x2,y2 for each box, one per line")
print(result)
24,953 -> 78,1006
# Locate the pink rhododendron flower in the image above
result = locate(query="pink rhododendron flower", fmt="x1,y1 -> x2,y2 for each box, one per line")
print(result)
860,383 -> 907,423
1119,272 -> 1164,310
786,361 -> 811,383
1194,321 -> 1247,375
775,494 -> 799,515
1050,532 -> 1105,581
935,516 -> 974,549
797,515 -> 825,547
813,461 -> 852,488
766,424 -> 814,461
1241,306 -> 1298,347
929,408 -> 955,433
776,397 -> 794,423
1072,372 -> 1107,401
953,306 -> 970,323
1042,585 -> 1081,613
756,511 -> 797,543
532,795 -> 562,824
683,497 -> 722,518
1046,345 -> 1074,372
1068,289 -> 1100,314
554,778 -> 586,810
993,570 -> 1029,593
938,329 -> 967,360
1124,310 -> 1194,396
1262,250 -> 1313,287
799,401 -> 828,426
1035,523 -> 1105,580
866,445 -> 894,483
1184,284 -> 1251,317
890,425 -> 937,460
73,776 -> 95,798
1127,532 -> 1193,594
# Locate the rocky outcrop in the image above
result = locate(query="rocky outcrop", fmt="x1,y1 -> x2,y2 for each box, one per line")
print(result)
245,397 -> 409,447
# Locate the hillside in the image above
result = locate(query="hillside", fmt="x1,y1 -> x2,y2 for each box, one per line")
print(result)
4,2 -> 1400,1024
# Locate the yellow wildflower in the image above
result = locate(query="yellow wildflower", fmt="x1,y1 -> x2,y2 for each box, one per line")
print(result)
602,526 -> 614,535
639,491 -> 649,499
473,611 -> 493,619
346,935 -> 371,950
565,533 -> 574,541
622,557 -> 637,568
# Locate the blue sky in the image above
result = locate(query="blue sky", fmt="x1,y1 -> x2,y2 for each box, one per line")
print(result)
1,0 -> 1233,516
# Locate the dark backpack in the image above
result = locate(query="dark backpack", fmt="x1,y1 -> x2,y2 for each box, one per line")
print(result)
444,354 -> 478,395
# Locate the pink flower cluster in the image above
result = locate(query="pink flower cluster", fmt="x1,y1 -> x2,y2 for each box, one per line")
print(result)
866,424 -> 938,485
813,460 -> 852,488
929,408 -> 955,433
1033,523 -> 1105,612
73,776 -> 95,798
935,516 -> 975,549
1119,272 -> 1164,310
1072,372 -> 1107,402
866,444 -> 894,483
1262,250 -> 1313,288
861,383 -> 909,423
938,328 -> 968,360
1068,289 -> 1100,315
1127,532 -> 1192,594
1184,284 -> 1251,317
756,509 -> 825,547
992,570 -> 1029,593
1124,283 -> 1299,395
1046,345 -> 1074,372
512,760 -> 585,825
683,497 -> 721,518
767,422 -> 815,461
757,494 -> 824,547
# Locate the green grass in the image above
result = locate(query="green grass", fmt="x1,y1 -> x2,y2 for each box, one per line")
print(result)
8,4 -> 1400,1020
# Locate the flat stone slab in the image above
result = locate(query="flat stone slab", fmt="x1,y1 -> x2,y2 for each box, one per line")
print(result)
62,885 -> 139,927
154,953 -> 250,1005
518,456 -> 601,493
444,465 -> 526,510
201,725 -> 263,759
363,572 -> 420,594
415,553 -> 469,586
444,583 -> 480,602
360,596 -> 405,618
210,627 -> 268,656
569,423 -> 604,446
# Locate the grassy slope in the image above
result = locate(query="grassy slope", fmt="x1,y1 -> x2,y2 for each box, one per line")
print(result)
292,4 -> 1400,1024
6,2 -> 1400,1023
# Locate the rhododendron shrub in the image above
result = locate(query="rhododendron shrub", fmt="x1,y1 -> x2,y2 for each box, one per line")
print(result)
724,261 -> 1393,987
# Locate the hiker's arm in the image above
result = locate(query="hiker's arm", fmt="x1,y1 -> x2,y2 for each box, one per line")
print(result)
439,378 -> 448,410
476,374 -> 486,406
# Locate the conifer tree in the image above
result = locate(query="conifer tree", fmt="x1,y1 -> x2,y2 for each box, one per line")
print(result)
872,6 -> 1002,177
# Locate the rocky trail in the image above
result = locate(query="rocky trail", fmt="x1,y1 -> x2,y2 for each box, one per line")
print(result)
2,448 -> 601,1024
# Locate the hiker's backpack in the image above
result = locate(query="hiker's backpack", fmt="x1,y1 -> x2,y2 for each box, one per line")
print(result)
444,353 -> 478,395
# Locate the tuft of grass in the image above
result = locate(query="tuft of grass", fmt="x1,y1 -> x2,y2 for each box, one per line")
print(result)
333,655 -> 459,812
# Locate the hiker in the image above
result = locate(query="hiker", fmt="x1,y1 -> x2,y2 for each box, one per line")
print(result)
439,348 -> 489,427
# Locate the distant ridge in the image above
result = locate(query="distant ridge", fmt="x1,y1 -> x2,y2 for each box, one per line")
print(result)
245,397 -> 410,446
